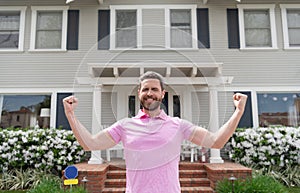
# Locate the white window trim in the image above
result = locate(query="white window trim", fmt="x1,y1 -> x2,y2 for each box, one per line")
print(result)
110,5 -> 198,50
237,4 -> 278,50
280,4 -> 300,50
29,6 -> 69,52
0,6 -> 27,52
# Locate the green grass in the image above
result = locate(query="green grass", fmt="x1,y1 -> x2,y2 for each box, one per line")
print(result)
288,187 -> 300,193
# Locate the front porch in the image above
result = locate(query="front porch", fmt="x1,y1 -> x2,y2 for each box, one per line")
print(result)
64,159 -> 252,193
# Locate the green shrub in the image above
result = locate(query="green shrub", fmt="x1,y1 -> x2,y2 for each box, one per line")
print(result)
0,128 -> 85,173
0,168 -> 59,190
226,127 -> 300,168
253,164 -> 300,187
216,174 -> 288,193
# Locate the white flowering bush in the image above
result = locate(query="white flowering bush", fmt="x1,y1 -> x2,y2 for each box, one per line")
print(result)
226,127 -> 300,168
0,128 -> 85,172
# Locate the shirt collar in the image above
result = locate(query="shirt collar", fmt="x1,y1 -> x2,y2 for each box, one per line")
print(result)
135,109 -> 168,120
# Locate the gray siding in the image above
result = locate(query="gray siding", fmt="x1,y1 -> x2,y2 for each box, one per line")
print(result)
192,92 -> 209,127
1,0 -> 299,89
101,92 -> 117,125
0,0 -> 299,127
192,91 -> 234,128
74,92 -> 93,131
142,9 -> 165,48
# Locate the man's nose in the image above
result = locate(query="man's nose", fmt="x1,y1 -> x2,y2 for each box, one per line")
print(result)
147,90 -> 153,96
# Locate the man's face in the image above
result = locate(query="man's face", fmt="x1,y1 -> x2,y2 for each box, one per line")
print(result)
138,79 -> 165,111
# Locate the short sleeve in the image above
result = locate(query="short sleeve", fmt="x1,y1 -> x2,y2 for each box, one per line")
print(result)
106,121 -> 123,144
180,119 -> 196,140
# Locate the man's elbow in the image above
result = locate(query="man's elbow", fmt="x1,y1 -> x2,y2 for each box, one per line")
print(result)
211,141 -> 225,149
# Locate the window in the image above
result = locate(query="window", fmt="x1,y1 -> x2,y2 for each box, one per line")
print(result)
237,4 -> 277,49
280,4 -> 300,49
116,10 -> 137,48
30,6 -> 68,51
0,95 -> 51,129
170,9 -> 192,48
128,95 -> 136,117
0,6 -> 26,51
173,95 -> 181,118
257,93 -> 300,127
110,5 -> 197,50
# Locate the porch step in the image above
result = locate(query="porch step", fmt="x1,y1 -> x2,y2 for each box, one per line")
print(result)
105,179 -> 126,188
180,169 -> 207,178
102,187 -> 126,193
180,178 -> 211,187
107,170 -> 126,179
103,162 -> 213,192
102,187 -> 214,193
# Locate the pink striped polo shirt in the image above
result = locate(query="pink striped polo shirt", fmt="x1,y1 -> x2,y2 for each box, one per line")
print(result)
107,110 -> 195,193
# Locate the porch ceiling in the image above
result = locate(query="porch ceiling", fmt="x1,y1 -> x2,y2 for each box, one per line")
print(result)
75,63 -> 234,86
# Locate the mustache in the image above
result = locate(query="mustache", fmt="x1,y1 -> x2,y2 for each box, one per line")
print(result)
143,96 -> 157,100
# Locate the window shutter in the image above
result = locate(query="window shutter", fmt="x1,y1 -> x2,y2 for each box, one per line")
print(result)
227,9 -> 240,49
56,93 -> 73,130
197,8 -> 210,48
67,10 -> 79,50
98,10 -> 110,50
235,92 -> 253,128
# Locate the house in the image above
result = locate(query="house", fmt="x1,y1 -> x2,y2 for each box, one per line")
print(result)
0,0 -> 299,164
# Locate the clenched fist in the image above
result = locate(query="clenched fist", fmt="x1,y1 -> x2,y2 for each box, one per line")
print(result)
63,95 -> 78,114
233,93 -> 247,112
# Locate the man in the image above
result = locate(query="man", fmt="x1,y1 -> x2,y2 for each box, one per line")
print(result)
63,71 -> 247,193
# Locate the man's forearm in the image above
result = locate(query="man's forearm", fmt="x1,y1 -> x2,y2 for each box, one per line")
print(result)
65,111 -> 94,150
65,111 -> 116,151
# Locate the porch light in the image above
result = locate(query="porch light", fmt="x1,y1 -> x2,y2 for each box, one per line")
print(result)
229,174 -> 237,193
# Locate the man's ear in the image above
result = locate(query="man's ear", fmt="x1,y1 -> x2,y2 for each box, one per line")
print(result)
162,90 -> 166,98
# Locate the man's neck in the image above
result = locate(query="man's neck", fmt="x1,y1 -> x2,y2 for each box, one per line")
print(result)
143,108 -> 161,118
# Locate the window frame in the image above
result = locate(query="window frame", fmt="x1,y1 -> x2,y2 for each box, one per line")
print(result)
0,92 -> 54,129
0,6 -> 26,52
280,4 -> 300,50
29,6 -> 69,52
110,5 -> 197,50
237,4 -> 277,50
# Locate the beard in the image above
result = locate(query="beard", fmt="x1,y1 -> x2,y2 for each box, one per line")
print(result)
140,96 -> 162,111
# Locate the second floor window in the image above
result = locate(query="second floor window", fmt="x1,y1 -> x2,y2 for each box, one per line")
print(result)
170,9 -> 192,48
0,7 -> 26,51
30,6 -> 68,51
116,10 -> 137,48
244,9 -> 271,47
280,5 -> 300,49
238,4 -> 277,49
36,11 -> 62,49
110,5 -> 197,50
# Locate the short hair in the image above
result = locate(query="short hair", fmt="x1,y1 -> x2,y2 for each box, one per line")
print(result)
138,71 -> 165,90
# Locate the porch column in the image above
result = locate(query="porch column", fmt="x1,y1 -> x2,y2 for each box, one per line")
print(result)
88,85 -> 104,164
208,86 -> 224,163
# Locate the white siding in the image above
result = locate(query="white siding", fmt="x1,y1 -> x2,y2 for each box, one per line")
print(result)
101,92 -> 117,125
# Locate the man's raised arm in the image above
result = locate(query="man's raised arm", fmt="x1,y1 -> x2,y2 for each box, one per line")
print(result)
63,96 -> 116,151
189,93 -> 248,149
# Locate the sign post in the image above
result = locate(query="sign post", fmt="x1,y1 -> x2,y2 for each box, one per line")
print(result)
64,165 -> 79,187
